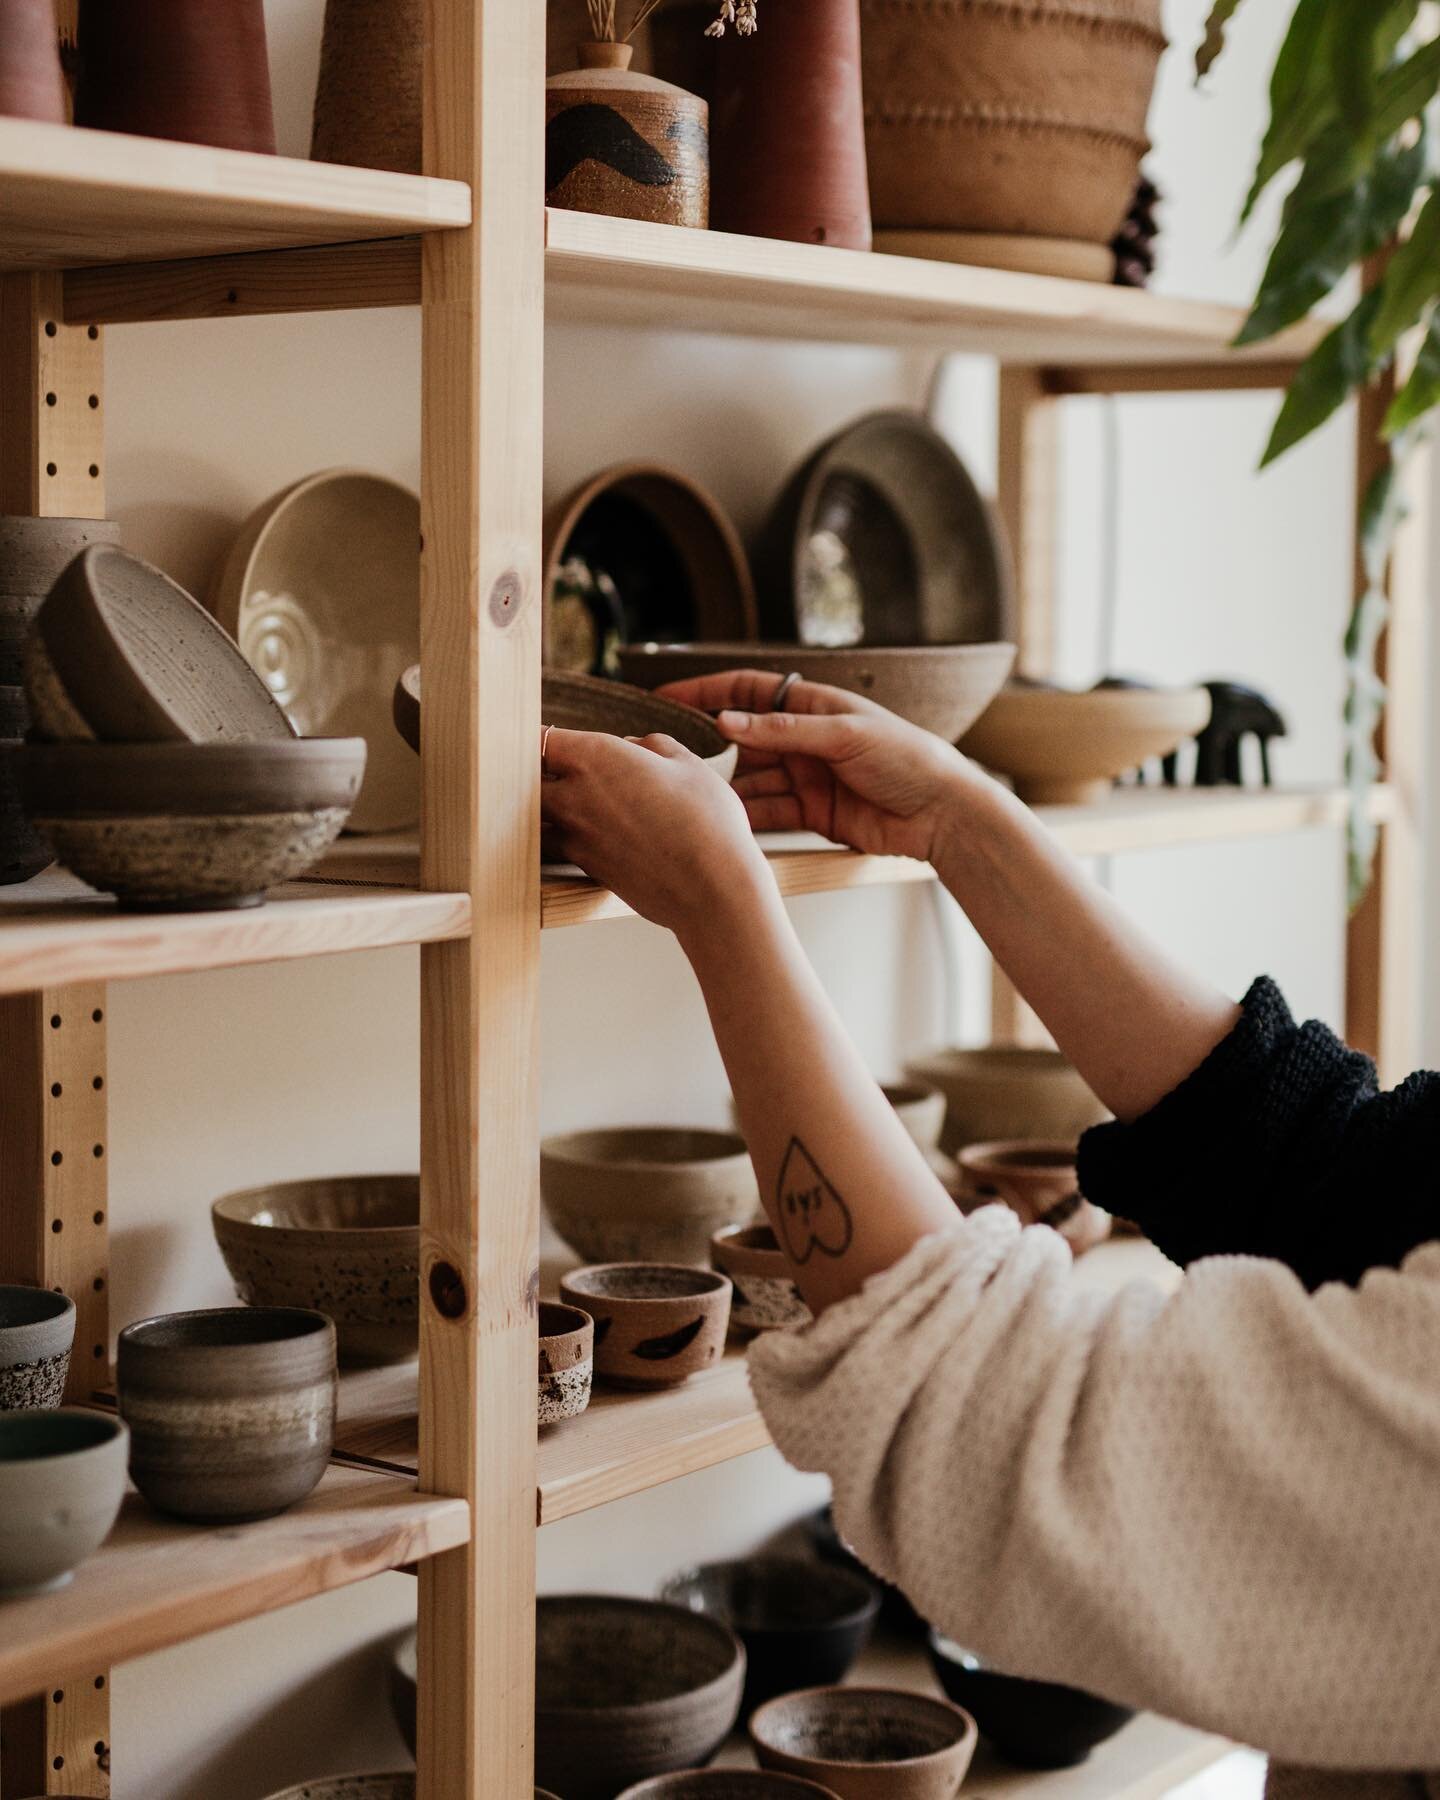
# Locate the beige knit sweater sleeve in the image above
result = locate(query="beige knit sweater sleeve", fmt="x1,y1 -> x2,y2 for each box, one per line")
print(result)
747,1208 -> 1440,1771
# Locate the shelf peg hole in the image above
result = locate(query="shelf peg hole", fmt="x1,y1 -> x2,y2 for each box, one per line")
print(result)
52,1689 -> 63,1703
51,1219 -> 62,1233
51,1082 -> 62,1097
89,464 -> 100,479
95,1675 -> 105,1690
93,1145 -> 104,1160
88,393 -> 99,409
45,462 -> 57,477
88,325 -> 99,340
45,391 -> 56,406
51,1150 -> 62,1166
93,1075 -> 104,1090
50,1013 -> 61,1028
44,320 -> 57,337
429,1260 -> 468,1320
93,1276 -> 105,1292
92,1343 -> 104,1358
92,1007 -> 103,1022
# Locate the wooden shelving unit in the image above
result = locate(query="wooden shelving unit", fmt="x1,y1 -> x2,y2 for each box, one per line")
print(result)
0,3 -> 1424,1790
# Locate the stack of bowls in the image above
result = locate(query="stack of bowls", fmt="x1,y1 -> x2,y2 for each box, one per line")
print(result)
0,1285 -> 77,1410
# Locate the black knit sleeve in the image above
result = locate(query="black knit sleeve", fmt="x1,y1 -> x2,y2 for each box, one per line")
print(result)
1076,976 -> 1440,1289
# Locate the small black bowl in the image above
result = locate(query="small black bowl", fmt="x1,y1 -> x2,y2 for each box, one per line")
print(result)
662,1555 -> 880,1709
926,1630 -> 1135,1769
801,1503 -> 921,1634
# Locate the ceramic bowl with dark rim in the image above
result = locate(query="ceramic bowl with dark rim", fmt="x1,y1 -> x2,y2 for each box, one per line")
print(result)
538,1298 -> 594,1426
802,1504 -> 920,1635
559,1264 -> 732,1389
0,1406 -> 129,1597
926,1630 -> 1135,1769
749,1685 -> 978,1800
0,1285 -> 76,1410
709,1224 -> 810,1335
617,1775 -> 842,1798
535,1593 -> 746,1800
662,1555 -> 880,1708
116,1305 -> 336,1522
211,1174 -> 420,1366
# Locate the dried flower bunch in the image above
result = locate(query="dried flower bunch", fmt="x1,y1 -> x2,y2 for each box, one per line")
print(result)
583,0 -> 757,43
706,1 -> 759,37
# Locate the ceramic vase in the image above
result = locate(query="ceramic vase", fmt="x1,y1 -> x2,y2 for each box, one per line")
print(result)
74,0 -> 276,154
0,0 -> 66,123
311,0 -> 422,174
546,43 -> 709,229
709,0 -> 870,249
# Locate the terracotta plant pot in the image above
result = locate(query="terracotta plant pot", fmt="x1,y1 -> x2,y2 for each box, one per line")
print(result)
538,1299 -> 594,1426
956,1140 -> 1112,1256
0,0 -> 66,125
0,1287 -> 76,1411
749,1685 -> 978,1800
903,1045 -> 1108,1156
559,1263 -> 733,1389
860,0 -> 1165,254
74,0 -> 276,153
710,1224 -> 811,1335
312,0 -> 422,173
710,0 -> 870,248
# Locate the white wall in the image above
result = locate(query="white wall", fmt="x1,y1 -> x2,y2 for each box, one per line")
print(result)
96,1 -> 1356,1792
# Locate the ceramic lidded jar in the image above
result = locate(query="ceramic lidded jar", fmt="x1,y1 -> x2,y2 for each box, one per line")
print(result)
546,42 -> 709,229
0,0 -> 67,124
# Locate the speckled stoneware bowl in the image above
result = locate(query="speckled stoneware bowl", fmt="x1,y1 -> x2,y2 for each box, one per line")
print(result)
260,1778 -> 415,1800
902,1046 -> 1109,1157
0,1407 -> 128,1596
618,1775 -> 842,1798
117,1306 -> 336,1522
749,1685 -> 978,1800
926,1630 -> 1135,1769
211,1174 -> 419,1365
535,1594 -> 746,1800
559,1264 -> 732,1389
0,1285 -> 76,1409
538,1299 -> 593,1426
542,1126 -> 759,1266
709,1224 -> 810,1334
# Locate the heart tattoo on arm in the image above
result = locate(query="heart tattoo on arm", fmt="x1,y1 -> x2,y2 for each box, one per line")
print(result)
777,1138 -> 854,1263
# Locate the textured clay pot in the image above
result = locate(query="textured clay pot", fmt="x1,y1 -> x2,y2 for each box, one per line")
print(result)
312,0 -> 422,173
903,1046 -> 1109,1156
74,0 -> 277,153
750,1685 -> 978,1800
619,1775 -> 843,1798
116,1306 -> 336,1522
547,43 -> 709,229
860,0 -> 1164,250
559,1264 -> 732,1389
710,1224 -> 810,1335
0,1286 -> 76,1410
261,1781 -> 416,1800
542,1126 -> 758,1266
211,1175 -> 420,1366
535,1594 -> 746,1799
0,1408 -> 129,1597
0,0 -> 66,123
0,518 -> 121,690
709,0 -> 870,248
927,1630 -> 1135,1769
538,1299 -> 594,1426
956,1140 -> 1112,1255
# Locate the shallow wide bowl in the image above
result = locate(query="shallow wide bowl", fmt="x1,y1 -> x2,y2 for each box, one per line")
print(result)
753,411 -> 1013,648
710,1224 -> 810,1334
117,1306 -> 336,1522
535,1593 -> 746,1800
31,543 -> 295,744
559,1264 -> 732,1389
956,1140 -> 1112,1257
618,1776 -> 842,1798
0,1407 -> 128,1596
538,1299 -> 594,1426
750,1685 -> 978,1800
902,1046 -> 1108,1157
0,1285 -> 76,1410
619,642 -> 1015,743
261,1779 -> 416,1800
663,1556 -> 880,1709
212,1175 -> 420,1365
542,1126 -> 759,1266
959,684 -> 1213,805
927,1631 -> 1135,1769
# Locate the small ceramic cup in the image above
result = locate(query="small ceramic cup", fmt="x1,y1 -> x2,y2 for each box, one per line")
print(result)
749,1685 -> 979,1800
117,1306 -> 336,1522
955,1141 -> 1112,1256
710,1225 -> 811,1335
559,1264 -> 732,1389
538,1300 -> 593,1426
0,1407 -> 129,1596
0,1285 -> 76,1410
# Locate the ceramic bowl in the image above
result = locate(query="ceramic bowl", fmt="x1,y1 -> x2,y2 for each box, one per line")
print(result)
211,470 -> 423,834
0,1285 -> 76,1410
544,464 -> 757,674
802,1505 -> 919,1634
18,738 -> 366,910
618,1777 -> 842,1798
260,1780 -> 416,1800
618,642 -> 1015,744
28,543 -> 296,744
749,1686 -> 978,1800
753,411 -> 1013,648
0,514 -> 120,599
710,1224 -> 810,1334
559,1264 -> 732,1389
902,1046 -> 1109,1157
955,1141 -> 1112,1256
116,1306 -> 336,1522
926,1630 -> 1134,1769
0,1407 -> 129,1596
958,683 -> 1213,806
881,1081 -> 946,1152
535,1593 -> 746,1799
542,1126 -> 759,1266
0,737 -> 50,886
211,1174 -> 419,1366
662,1556 -> 880,1708
538,1299 -> 594,1426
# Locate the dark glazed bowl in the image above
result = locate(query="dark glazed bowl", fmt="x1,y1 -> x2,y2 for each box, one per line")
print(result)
662,1555 -> 880,1707
802,1503 -> 920,1635
926,1630 -> 1135,1768
535,1593 -> 746,1799
749,1685 -> 977,1800
617,1775 -> 842,1798
0,1285 -> 76,1410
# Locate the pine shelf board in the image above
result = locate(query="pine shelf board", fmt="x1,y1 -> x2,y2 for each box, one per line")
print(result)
0,867 -> 469,994
0,117 -> 469,272
0,1463 -> 469,1706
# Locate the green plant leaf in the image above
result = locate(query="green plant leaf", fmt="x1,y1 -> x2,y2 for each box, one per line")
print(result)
1240,0 -> 1337,224
1331,2 -> 1382,126
1260,288 -> 1383,464
1196,0 -> 1246,79
1385,311 -> 1440,432
1370,186 -> 1440,355
1373,31 -> 1440,137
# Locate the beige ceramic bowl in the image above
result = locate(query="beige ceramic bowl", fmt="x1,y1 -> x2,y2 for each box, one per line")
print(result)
542,1126 -> 759,1266
559,1263 -> 732,1389
710,1224 -> 810,1334
959,683 -> 1212,805
750,1686 -> 978,1800
0,1407 -> 129,1597
903,1047 -> 1108,1158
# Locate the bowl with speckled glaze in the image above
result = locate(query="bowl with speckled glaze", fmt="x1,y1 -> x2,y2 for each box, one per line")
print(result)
709,1224 -> 810,1335
559,1263 -> 732,1389
0,1286 -> 75,1410
538,1299 -> 594,1425
749,1685 -> 977,1800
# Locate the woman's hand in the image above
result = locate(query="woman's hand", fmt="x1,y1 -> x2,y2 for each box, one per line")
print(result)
542,727 -> 774,939
654,669 -> 979,864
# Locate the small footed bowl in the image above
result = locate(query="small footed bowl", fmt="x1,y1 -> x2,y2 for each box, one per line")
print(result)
559,1264 -> 732,1389
710,1224 -> 810,1334
539,1299 -> 593,1425
0,1285 -> 76,1410
0,1407 -> 129,1596
926,1630 -> 1135,1768
956,1141 -> 1112,1256
618,1776 -> 842,1798
749,1685 -> 978,1800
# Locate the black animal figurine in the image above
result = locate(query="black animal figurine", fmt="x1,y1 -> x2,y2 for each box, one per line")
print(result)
1176,680 -> 1287,787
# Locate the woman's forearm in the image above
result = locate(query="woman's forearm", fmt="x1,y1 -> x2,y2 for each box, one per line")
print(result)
678,871 -> 959,1313
934,772 -> 1240,1121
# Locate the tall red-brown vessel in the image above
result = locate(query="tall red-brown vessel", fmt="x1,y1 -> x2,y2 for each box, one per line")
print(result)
0,0 -> 66,123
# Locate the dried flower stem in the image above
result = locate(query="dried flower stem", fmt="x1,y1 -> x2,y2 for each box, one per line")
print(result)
705,0 -> 758,37
584,0 -> 678,43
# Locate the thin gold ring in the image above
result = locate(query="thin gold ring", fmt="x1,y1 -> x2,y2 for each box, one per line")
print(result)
541,723 -> 554,771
